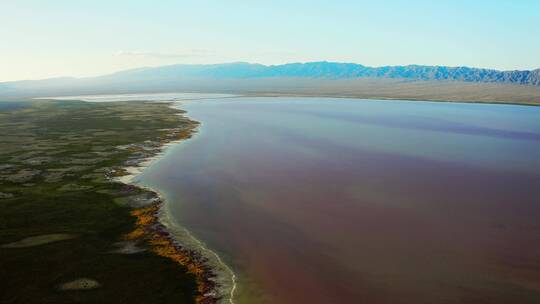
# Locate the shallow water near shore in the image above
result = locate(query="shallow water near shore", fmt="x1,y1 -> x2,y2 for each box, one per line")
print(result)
138,97 -> 540,304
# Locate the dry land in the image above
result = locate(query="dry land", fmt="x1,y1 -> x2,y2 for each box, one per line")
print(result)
235,78 -> 540,105
0,99 -> 201,303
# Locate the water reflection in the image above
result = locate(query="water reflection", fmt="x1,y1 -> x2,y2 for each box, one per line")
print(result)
140,97 -> 540,304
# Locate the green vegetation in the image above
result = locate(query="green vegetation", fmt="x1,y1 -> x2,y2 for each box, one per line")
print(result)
0,100 -> 198,303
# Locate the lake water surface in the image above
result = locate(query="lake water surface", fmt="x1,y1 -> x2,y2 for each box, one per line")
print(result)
137,97 -> 540,304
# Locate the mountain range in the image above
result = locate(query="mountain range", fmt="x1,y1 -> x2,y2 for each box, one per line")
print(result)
98,61 -> 540,85
1,62 -> 540,101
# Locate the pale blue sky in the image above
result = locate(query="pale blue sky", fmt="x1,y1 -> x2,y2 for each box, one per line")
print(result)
1,0 -> 539,81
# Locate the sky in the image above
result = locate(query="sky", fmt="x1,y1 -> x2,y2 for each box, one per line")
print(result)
1,0 -> 539,82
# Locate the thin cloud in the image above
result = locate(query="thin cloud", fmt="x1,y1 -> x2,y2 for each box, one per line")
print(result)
115,49 -> 212,59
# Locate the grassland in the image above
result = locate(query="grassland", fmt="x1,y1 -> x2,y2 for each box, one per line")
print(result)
0,99 -> 200,303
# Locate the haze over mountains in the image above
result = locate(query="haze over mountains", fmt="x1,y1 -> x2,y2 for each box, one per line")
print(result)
103,61 -> 540,85
1,62 -> 540,103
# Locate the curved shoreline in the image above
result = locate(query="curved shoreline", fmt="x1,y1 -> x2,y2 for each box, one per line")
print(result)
113,103 -> 237,304
158,195 -> 237,304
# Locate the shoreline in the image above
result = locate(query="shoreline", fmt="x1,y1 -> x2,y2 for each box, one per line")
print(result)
239,92 -> 540,107
112,102 -> 237,304
33,91 -> 540,108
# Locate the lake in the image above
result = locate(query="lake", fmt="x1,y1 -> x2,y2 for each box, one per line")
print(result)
137,97 -> 540,304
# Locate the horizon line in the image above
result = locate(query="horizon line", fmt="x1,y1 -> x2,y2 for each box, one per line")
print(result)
3,60 -> 539,84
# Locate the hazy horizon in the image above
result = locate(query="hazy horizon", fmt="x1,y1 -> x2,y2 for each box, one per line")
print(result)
4,60 -> 540,83
2,0 -> 539,82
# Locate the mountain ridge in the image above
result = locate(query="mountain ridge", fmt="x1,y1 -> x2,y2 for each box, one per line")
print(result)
2,61 -> 540,86
96,61 -> 540,86
1,62 -> 540,102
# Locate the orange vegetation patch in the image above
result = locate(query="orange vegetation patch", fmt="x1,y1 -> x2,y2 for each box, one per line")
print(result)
126,204 -> 216,304
177,128 -> 195,140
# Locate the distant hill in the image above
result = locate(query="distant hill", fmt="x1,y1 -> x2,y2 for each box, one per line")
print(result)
101,62 -> 540,85
1,62 -> 539,104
